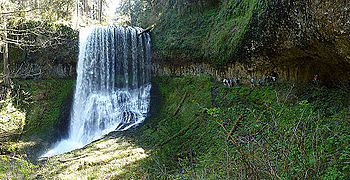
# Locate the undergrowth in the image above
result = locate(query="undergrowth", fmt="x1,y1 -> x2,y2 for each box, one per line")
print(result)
0,154 -> 39,179
0,79 -> 75,178
124,75 -> 350,179
13,79 -> 75,141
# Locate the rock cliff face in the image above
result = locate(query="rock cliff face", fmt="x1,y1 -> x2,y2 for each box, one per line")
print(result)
6,1 -> 349,84
8,38 -> 78,79
150,0 -> 350,84
243,0 -> 350,83
152,61 -> 256,84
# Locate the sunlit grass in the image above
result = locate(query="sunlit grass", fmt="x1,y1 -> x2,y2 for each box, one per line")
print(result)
39,136 -> 148,179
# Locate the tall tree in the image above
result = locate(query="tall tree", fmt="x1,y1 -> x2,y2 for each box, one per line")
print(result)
1,1 -> 11,86
99,0 -> 103,23
3,17 -> 9,86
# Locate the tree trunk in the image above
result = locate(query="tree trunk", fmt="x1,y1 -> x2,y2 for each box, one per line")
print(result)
76,0 -> 79,18
128,0 -> 132,25
3,16 -> 9,86
85,0 -> 89,15
99,0 -> 102,24
66,1 -> 70,21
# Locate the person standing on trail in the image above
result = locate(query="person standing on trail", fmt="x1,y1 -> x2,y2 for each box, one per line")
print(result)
313,74 -> 318,84
258,78 -> 262,87
272,76 -> 276,82
223,78 -> 229,87
250,78 -> 255,88
236,78 -> 240,86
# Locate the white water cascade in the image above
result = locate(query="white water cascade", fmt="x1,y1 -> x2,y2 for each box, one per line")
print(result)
43,26 -> 152,157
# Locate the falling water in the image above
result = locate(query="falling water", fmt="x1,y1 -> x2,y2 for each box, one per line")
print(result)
42,26 -> 151,157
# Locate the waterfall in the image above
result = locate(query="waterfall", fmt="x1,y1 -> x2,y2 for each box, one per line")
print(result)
42,26 -> 151,157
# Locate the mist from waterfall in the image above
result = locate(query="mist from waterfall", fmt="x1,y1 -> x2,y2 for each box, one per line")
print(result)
42,26 -> 151,157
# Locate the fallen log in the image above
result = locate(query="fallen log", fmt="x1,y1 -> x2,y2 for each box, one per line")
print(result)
137,24 -> 156,36
155,119 -> 197,148
173,91 -> 188,116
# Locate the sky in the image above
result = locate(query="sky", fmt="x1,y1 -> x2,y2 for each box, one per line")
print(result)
106,0 -> 121,17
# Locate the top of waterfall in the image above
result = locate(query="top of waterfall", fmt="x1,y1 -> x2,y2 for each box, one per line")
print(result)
79,26 -> 145,34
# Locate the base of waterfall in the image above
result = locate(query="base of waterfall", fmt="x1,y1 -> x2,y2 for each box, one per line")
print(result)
41,84 -> 151,157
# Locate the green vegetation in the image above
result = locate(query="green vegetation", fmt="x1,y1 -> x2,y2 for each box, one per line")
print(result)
1,76 -> 349,179
0,79 -> 75,178
0,154 -> 39,179
14,79 -> 75,141
121,75 -> 350,179
126,0 -> 269,66
1,79 -> 75,153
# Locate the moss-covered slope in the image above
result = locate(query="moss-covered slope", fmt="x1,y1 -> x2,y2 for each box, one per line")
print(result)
17,79 -> 75,142
1,76 -> 349,179
0,79 -> 75,158
122,75 -> 350,179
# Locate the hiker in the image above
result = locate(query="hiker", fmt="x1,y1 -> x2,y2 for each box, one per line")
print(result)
223,78 -> 227,86
236,78 -> 240,86
250,78 -> 255,88
272,76 -> 276,82
230,79 -> 235,87
258,78 -> 262,87
313,74 -> 318,84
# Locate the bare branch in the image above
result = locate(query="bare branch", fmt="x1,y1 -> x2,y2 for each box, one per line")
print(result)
0,27 -> 40,33
7,32 -> 37,36
0,8 -> 43,15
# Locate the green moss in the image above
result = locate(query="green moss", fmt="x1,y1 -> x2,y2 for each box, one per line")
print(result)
150,0 -> 268,66
0,155 -> 39,179
125,75 -> 213,175
13,79 -> 75,141
123,76 -> 350,179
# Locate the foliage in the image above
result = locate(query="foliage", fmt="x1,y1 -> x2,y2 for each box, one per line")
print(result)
0,0 -> 75,23
36,136 -> 148,179
120,75 -> 213,178
203,84 -> 350,178
0,79 -> 75,179
119,0 -> 269,66
0,154 -> 38,179
12,79 -> 75,141
1,0 -> 79,81
0,101 -> 25,139
123,76 -> 350,179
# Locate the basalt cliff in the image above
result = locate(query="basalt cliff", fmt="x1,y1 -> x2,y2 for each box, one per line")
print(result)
6,1 -> 350,85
